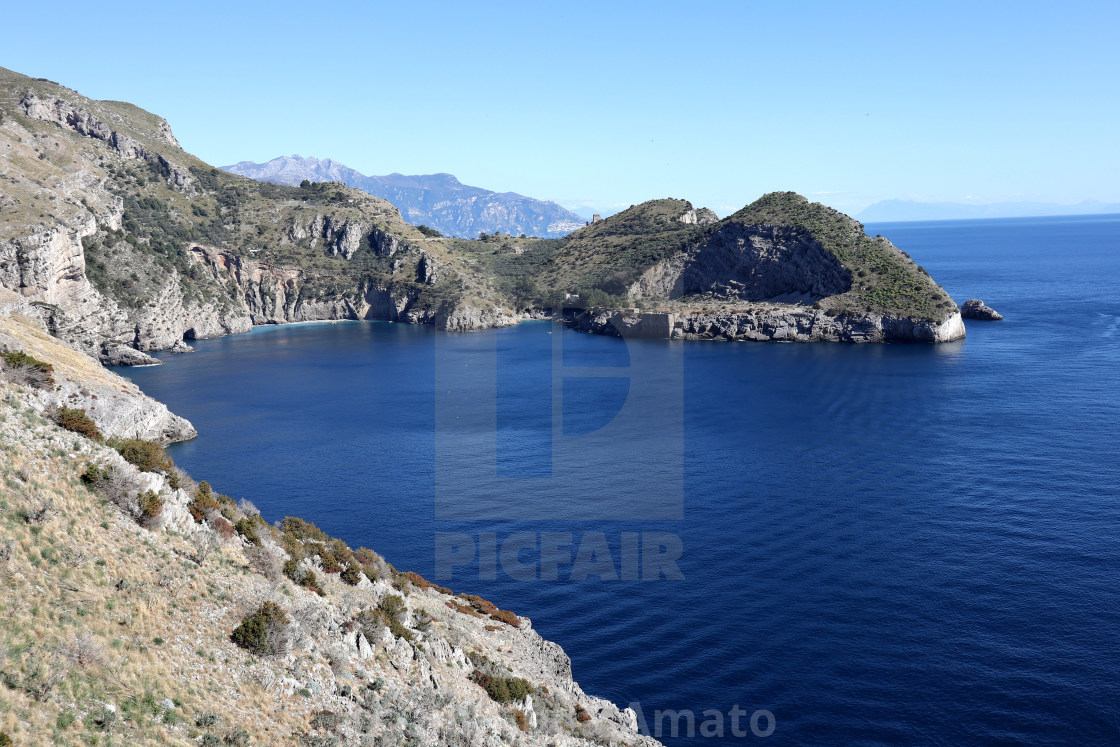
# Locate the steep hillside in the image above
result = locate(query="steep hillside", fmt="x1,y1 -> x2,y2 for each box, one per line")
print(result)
445,192 -> 962,342
223,156 -> 586,239
0,297 -> 658,746
2,65 -> 962,350
0,67 -> 517,364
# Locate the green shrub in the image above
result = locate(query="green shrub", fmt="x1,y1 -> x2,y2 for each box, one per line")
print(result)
380,594 -> 406,618
469,671 -> 534,703
81,462 -> 113,486
188,481 -> 220,522
54,406 -> 103,441
379,595 -> 413,641
233,518 -> 260,545
0,732 -> 11,746
318,549 -> 341,574
110,437 -> 175,474
283,559 -> 324,595
280,516 -> 328,542
138,490 -> 163,518
340,565 -> 363,586
230,601 -> 289,656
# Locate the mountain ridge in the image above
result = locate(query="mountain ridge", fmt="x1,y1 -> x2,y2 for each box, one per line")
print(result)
223,155 -> 587,239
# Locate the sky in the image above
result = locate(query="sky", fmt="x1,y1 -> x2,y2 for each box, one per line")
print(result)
4,0 -> 1118,217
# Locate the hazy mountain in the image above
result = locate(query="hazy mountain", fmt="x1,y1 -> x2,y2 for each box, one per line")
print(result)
859,199 -> 1120,223
223,155 -> 586,238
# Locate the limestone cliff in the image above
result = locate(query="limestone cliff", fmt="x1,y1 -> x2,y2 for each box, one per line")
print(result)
2,64 -> 962,358
0,290 -> 660,747
0,67 -> 517,363
0,287 -> 195,442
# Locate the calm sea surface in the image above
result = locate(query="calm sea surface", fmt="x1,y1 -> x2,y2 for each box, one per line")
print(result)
122,214 -> 1120,745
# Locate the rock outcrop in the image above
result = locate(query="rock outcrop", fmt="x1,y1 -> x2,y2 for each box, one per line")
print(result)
629,223 -> 852,304
0,288 -> 195,442
0,353 -> 661,745
961,298 -> 1003,320
572,307 -> 966,343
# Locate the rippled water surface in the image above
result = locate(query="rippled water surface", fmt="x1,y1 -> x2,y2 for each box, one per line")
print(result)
123,214 -> 1120,745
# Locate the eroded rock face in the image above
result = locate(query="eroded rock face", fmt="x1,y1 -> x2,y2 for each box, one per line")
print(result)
631,224 -> 852,304
961,298 -> 1003,320
572,308 -> 966,344
677,207 -> 719,225
0,293 -> 196,443
20,93 -> 194,191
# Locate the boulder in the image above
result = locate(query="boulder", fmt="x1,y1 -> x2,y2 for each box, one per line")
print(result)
961,299 -> 1003,320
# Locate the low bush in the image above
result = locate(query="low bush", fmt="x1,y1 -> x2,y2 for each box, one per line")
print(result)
231,602 -> 289,656
354,595 -> 413,642
283,559 -> 325,595
459,594 -> 498,615
318,549 -> 342,574
469,671 -> 533,703
233,517 -> 260,545
340,565 -> 363,586
110,437 -> 174,474
280,516 -> 328,542
137,490 -> 163,518
575,704 -> 591,723
490,609 -> 521,628
188,481 -> 221,522
1,348 -> 54,388
212,516 -> 235,539
54,406 -> 103,441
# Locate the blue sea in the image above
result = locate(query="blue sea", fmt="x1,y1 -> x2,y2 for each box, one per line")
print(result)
122,214 -> 1120,745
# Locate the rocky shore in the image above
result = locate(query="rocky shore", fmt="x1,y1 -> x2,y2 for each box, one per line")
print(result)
570,307 -> 966,343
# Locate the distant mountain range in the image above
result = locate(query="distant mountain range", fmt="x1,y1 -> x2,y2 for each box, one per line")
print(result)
859,199 -> 1120,223
222,155 -> 586,239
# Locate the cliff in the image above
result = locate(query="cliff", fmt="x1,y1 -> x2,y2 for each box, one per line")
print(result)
0,298 -> 659,746
0,67 -> 517,364
1,62 -> 962,371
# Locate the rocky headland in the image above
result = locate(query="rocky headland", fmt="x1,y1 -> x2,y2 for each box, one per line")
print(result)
0,277 -> 658,746
1,66 -> 965,364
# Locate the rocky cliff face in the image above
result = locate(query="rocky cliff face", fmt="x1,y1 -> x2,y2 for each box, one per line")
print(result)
572,307 -> 966,343
0,355 -> 663,746
630,222 -> 853,304
1,67 -> 523,361
0,288 -> 195,442
2,65 -> 963,366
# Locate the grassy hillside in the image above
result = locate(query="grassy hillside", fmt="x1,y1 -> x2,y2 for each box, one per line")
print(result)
728,192 -> 956,321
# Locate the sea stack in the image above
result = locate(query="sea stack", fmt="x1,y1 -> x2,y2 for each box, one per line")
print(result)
961,299 -> 1004,320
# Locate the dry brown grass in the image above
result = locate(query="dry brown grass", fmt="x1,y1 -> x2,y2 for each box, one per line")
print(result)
0,383 -> 324,744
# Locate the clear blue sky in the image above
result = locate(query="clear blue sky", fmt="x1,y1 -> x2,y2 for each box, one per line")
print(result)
5,0 -> 1117,216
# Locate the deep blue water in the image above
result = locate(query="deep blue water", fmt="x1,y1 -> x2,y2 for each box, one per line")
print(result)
122,214 -> 1120,745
